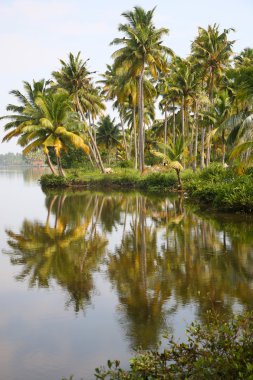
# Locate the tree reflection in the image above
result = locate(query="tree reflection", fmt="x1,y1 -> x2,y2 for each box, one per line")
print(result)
5,191 -> 108,312
107,194 -> 253,348
4,190 -> 253,348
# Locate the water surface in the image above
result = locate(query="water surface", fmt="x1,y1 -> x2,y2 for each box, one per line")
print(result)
1,168 -> 253,380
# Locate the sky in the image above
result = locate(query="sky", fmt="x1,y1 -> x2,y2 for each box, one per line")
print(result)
0,0 -> 252,153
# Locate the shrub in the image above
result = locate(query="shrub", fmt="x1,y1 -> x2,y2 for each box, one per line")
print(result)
94,312 -> 253,380
40,174 -> 68,188
140,172 -> 177,191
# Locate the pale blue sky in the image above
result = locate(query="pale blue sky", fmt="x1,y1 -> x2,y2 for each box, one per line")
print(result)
0,0 -> 252,153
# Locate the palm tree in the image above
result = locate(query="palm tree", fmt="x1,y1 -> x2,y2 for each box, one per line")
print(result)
52,52 -> 106,172
96,115 -> 121,164
230,115 -> 253,164
99,64 -> 132,161
208,91 -> 233,165
158,73 -> 180,145
111,6 -> 173,172
191,24 -> 235,165
1,79 -> 56,173
3,90 -> 89,176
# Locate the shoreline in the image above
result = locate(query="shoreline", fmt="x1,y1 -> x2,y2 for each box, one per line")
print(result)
40,165 -> 253,213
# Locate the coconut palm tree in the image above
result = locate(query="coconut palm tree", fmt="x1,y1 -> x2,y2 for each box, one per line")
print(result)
52,52 -> 106,172
3,91 -> 89,176
207,91 -> 233,165
96,115 -> 121,164
111,6 -> 173,172
191,24 -> 235,165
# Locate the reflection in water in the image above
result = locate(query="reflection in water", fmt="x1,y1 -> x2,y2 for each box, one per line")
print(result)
5,193 -> 108,312
4,191 -> 253,348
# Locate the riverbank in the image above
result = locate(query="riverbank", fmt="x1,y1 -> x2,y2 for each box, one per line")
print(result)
40,164 -> 253,212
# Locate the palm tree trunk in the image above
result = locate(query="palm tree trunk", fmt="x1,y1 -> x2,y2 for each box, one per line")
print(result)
87,153 -> 95,168
133,107 -> 138,170
76,96 -> 105,173
193,102 -> 199,171
56,155 -> 65,177
206,125 -> 211,166
172,100 -> 176,145
120,113 -> 129,161
201,127 -> 206,169
164,107 -> 168,145
222,130 -> 225,165
88,142 -> 100,169
193,123 -> 199,171
138,69 -> 145,173
181,95 -> 185,143
45,151 -> 57,175
206,71 -> 214,167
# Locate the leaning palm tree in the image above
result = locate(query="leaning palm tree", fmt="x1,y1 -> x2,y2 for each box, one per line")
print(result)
1,79 -> 50,137
111,6 -> 173,172
52,52 -> 106,172
3,91 -> 89,176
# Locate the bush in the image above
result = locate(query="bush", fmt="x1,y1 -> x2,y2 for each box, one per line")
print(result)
40,174 -> 68,188
198,163 -> 229,181
117,160 -> 134,169
94,312 -> 253,380
140,172 -> 177,191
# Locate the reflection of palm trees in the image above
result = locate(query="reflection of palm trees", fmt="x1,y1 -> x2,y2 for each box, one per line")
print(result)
108,195 -> 175,349
5,192 -> 108,312
107,194 -> 253,349
4,191 -> 253,346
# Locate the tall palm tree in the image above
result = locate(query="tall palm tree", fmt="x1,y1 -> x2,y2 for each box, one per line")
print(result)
210,91 -> 233,165
191,24 -> 235,165
111,6 -> 173,172
52,52 -> 106,172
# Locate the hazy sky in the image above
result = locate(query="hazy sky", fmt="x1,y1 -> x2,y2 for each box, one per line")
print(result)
0,0 -> 252,153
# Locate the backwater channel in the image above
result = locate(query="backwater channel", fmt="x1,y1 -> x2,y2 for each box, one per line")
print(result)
0,168 -> 253,380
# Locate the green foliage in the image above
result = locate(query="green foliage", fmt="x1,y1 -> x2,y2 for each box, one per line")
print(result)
139,172 -> 177,192
49,145 -> 92,169
198,163 -> 230,181
186,164 -> 253,212
94,312 -> 253,380
40,174 -> 68,188
117,160 -> 134,168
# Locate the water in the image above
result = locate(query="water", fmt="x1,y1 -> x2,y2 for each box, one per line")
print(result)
1,168 -> 253,380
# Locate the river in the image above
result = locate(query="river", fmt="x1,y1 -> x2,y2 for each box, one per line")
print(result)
0,168 -> 253,380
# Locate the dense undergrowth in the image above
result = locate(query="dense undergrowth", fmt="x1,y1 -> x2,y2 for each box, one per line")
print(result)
185,164 -> 253,212
40,164 -> 253,212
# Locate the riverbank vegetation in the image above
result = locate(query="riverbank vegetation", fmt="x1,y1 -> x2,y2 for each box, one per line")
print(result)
93,312 -> 253,380
40,163 -> 253,212
1,6 -> 253,183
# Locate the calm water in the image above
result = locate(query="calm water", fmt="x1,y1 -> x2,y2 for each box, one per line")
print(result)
1,168 -> 253,380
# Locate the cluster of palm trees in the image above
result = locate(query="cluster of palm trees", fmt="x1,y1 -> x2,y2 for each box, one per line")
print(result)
1,6 -> 253,175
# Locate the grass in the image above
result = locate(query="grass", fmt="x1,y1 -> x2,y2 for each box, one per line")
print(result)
40,163 -> 253,212
40,167 -> 179,192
